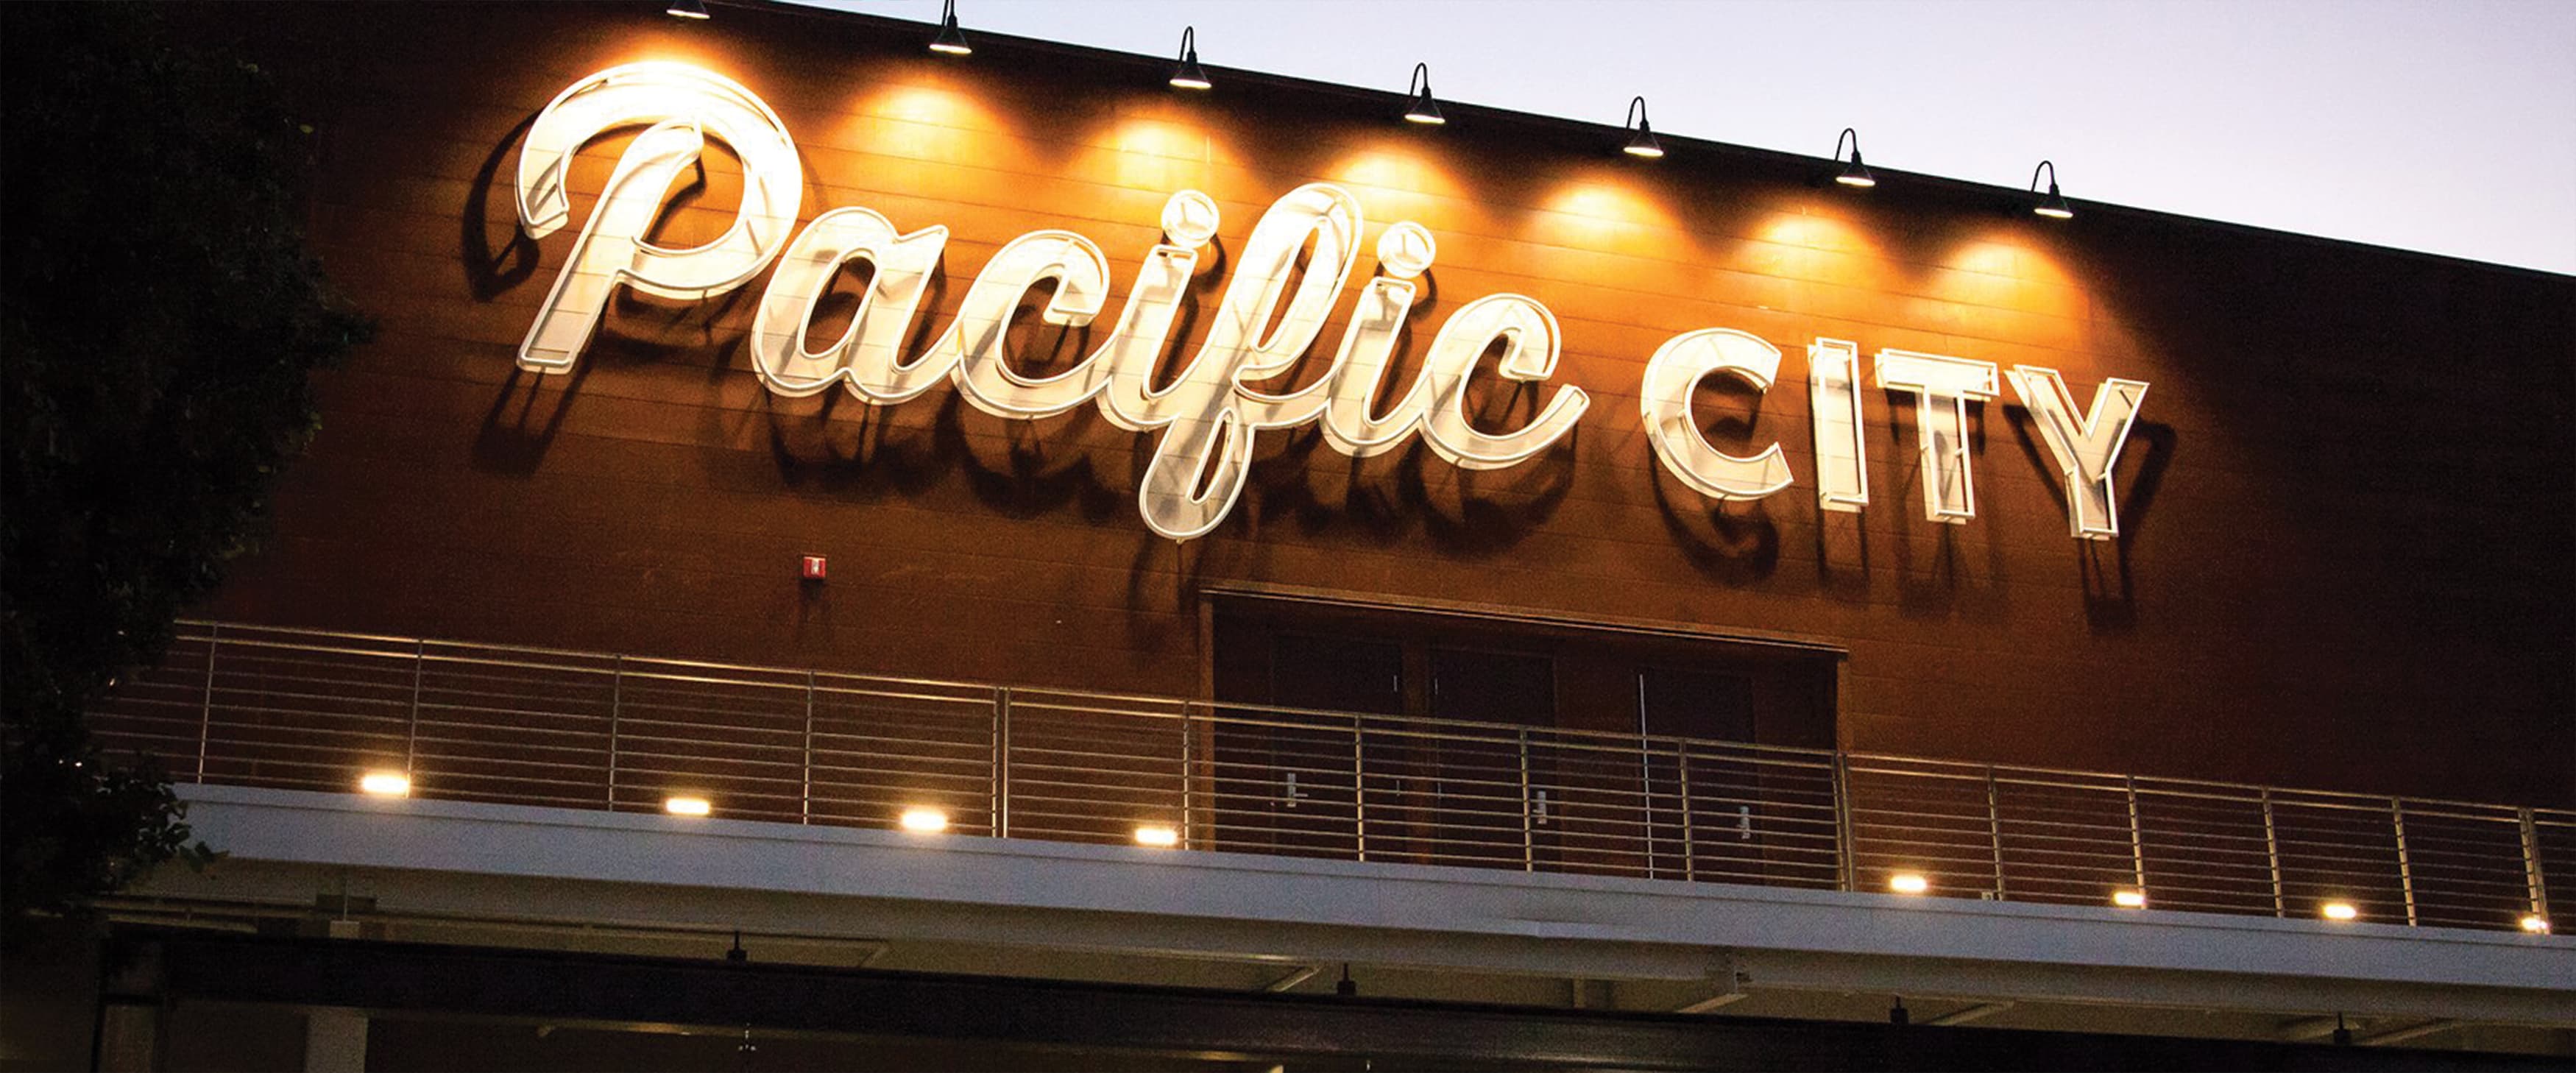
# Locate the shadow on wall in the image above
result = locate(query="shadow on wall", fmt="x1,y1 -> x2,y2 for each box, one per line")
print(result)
460,110 -> 539,302
474,364 -> 585,476
2002,411 -> 2177,633
1650,470 -> 1780,587
1262,419 -> 1579,562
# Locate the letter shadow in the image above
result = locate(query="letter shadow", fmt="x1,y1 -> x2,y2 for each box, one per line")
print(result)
1256,375 -> 1576,559
1650,470 -> 1782,586
1811,507 -> 1872,605
473,364 -> 587,475
2005,411 -> 2177,632
461,112 -> 539,300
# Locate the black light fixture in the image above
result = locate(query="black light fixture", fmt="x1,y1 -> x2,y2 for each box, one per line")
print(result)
929,0 -> 972,56
1833,127 -> 1875,188
1621,96 -> 1664,159
1402,63 -> 1444,125
665,0 -> 710,18
2030,159 -> 2075,219
1169,26 -> 1211,90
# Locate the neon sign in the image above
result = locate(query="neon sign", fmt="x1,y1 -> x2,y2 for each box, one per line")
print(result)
512,63 -> 2148,543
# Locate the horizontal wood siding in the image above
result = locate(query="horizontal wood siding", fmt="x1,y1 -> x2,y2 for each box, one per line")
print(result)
188,3 -> 2575,807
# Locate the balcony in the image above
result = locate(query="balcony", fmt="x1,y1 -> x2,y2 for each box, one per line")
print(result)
85,620 -> 2569,938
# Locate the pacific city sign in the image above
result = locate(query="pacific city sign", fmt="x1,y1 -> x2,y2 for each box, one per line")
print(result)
513,63 -> 2150,542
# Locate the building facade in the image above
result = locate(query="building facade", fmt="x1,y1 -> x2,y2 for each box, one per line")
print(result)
26,1 -> 2576,1068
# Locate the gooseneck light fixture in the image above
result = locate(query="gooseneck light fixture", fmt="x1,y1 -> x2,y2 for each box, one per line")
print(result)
929,0 -> 972,56
2030,160 -> 2075,219
665,0 -> 711,19
1621,96 -> 1664,159
1833,127 -> 1876,188
1402,63 -> 1445,125
1169,26 -> 1211,90
1834,127 -> 1875,188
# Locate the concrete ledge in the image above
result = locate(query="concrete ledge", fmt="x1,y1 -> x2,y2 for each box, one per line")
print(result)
135,784 -> 2575,1020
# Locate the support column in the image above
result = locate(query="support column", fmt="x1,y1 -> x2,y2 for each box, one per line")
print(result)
94,937 -> 165,1073
302,1008 -> 368,1073
93,1002 -> 160,1073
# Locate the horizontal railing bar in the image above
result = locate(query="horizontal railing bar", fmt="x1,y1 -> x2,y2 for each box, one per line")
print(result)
94,620 -> 2568,938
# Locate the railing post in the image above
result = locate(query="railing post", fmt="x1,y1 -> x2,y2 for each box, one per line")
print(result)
1518,729 -> 1536,873
1179,704 -> 1194,850
1676,741 -> 1695,884
992,687 -> 1011,839
406,640 -> 424,776
1638,731 -> 1657,882
195,623 -> 219,783
2125,775 -> 2148,892
2520,808 -> 2550,920
1830,754 -> 1856,893
2392,799 -> 2418,927
1985,768 -> 2007,900
1352,713 -> 1368,863
800,671 -> 815,826
607,655 -> 623,812
2261,788 -> 2285,918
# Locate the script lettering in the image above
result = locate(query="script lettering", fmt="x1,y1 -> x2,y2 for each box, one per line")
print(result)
515,63 -> 802,373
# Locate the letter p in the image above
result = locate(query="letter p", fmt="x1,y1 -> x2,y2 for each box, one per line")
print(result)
513,63 -> 802,373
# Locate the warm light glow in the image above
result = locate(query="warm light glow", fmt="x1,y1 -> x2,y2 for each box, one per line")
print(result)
2321,901 -> 2359,921
1534,180 -> 1683,248
930,40 -> 972,56
2522,915 -> 2552,934
1834,173 -> 1878,188
1073,114 -> 1224,192
358,771 -> 411,797
2034,204 -> 2075,220
665,0 -> 710,18
899,807 -> 949,833
1326,148 -> 1468,206
665,796 -> 712,817
1889,873 -> 1930,895
1404,110 -> 1446,126
1170,74 -> 1211,91
850,85 -> 1006,165
1134,824 -> 1181,848
1623,143 -> 1665,159
2112,889 -> 2148,909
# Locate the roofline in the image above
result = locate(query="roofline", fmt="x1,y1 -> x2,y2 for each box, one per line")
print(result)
726,0 -> 2567,283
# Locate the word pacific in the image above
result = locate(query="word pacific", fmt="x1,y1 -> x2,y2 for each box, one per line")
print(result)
514,63 -> 2149,542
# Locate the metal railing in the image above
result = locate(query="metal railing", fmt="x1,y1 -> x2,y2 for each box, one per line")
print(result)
88,621 -> 2571,935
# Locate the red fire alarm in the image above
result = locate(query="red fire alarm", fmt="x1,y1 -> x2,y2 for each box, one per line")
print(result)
799,554 -> 827,581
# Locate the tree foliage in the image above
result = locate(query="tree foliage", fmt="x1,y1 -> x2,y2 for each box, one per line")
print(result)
1,4 -> 369,920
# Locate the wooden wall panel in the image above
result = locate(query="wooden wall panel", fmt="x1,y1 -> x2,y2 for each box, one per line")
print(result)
187,4 -> 2575,807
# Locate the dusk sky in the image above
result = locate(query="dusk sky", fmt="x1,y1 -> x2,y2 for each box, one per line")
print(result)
835,0 -> 2575,275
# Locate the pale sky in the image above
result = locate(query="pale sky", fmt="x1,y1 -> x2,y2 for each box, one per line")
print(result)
818,0 -> 2575,275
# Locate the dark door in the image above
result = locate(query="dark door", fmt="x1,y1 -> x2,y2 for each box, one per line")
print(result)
1640,667 -> 1760,882
1210,634 -> 1397,859
1375,648 -> 1551,869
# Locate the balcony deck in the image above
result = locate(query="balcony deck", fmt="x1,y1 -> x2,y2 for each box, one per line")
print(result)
88,620 -> 2572,937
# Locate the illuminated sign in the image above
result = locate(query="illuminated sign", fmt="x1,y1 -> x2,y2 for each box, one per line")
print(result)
512,63 -> 2147,543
